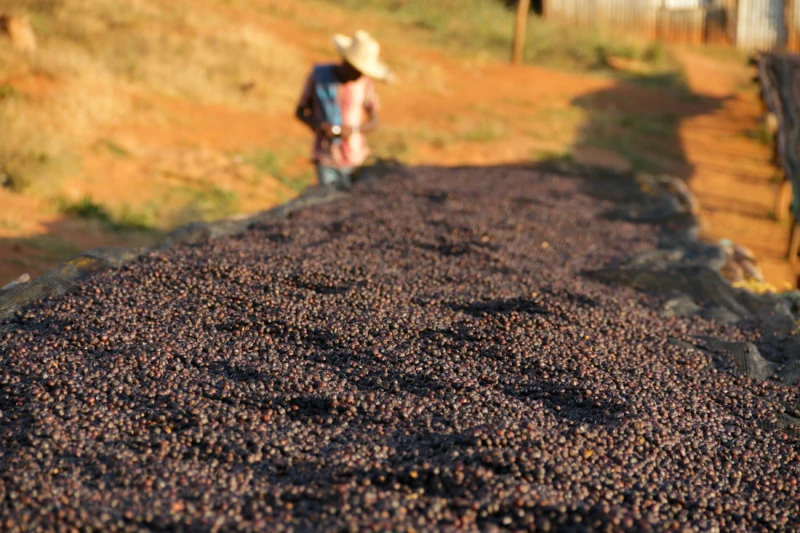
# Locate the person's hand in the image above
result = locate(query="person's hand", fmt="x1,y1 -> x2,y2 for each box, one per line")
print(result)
318,122 -> 336,138
340,125 -> 359,138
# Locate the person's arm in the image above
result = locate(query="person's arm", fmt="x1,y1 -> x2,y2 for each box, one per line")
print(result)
359,106 -> 380,134
295,72 -> 334,136
295,102 -> 316,132
297,103 -> 336,138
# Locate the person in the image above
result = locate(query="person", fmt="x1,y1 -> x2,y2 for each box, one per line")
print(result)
295,30 -> 390,190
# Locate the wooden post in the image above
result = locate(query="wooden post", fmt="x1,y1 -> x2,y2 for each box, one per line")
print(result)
789,217 -> 800,265
512,0 -> 531,65
776,175 -> 792,222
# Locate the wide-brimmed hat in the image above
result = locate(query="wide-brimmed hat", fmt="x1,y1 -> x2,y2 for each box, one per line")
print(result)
333,30 -> 391,82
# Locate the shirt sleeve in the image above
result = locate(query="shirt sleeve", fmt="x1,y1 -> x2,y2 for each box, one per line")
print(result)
363,79 -> 380,114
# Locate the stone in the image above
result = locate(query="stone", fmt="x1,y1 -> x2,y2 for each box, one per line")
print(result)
720,260 -> 745,283
703,339 -> 776,381
660,295 -> 700,318
1,273 -> 29,291
701,305 -> 743,325
739,258 -> 764,282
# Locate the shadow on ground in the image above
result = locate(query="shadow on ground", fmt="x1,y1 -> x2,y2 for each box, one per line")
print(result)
0,218 -> 162,288
569,72 -> 726,180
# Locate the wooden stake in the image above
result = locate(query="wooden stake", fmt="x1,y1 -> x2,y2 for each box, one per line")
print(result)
512,0 -> 531,65
789,217 -> 800,265
776,176 -> 792,223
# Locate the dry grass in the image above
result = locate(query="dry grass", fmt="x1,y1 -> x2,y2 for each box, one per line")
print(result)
0,37 -> 123,192
0,0 -> 303,193
318,0 -> 684,82
6,0 -> 305,110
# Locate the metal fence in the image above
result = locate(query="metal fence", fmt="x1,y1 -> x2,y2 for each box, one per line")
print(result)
543,0 -> 794,52
788,0 -> 800,51
657,7 -> 708,44
545,0 -> 661,39
736,0 -> 786,51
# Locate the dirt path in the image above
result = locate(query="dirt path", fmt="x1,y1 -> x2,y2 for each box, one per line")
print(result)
675,49 -> 793,288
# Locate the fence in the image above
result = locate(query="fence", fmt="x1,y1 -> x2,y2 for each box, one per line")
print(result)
543,0 -> 795,52
789,0 -> 800,51
736,0 -> 786,51
657,7 -> 708,45
544,0 -> 661,40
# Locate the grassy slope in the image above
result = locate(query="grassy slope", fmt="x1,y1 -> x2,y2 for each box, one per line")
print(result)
0,0 -> 304,200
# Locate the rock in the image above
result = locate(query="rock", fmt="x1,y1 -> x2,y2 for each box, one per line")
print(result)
739,258 -> 764,282
657,175 -> 699,215
604,182 -> 688,224
720,260 -> 745,283
586,266 -> 750,320
658,227 -> 702,250
80,247 -> 143,269
765,112 -> 779,136
157,222 -> 214,249
703,339 -> 776,381
689,244 -> 728,272
778,291 -> 800,317
0,14 -> 37,53
1,273 -> 29,291
719,240 -> 764,283
0,294 -> 18,319
660,295 -> 700,318
701,305 -> 743,325
625,249 -> 685,269
732,244 -> 757,263
640,194 -> 686,223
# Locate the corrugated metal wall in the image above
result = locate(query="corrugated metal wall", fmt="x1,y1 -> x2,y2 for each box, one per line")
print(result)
543,0 -> 792,52
545,0 -> 708,43
545,0 -> 662,40
788,0 -> 800,51
736,0 -> 786,51
657,7 -> 707,44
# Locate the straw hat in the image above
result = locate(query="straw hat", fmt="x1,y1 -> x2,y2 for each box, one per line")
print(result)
333,30 -> 391,82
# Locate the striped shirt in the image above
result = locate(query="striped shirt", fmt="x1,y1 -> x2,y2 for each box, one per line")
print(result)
298,63 -> 380,169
